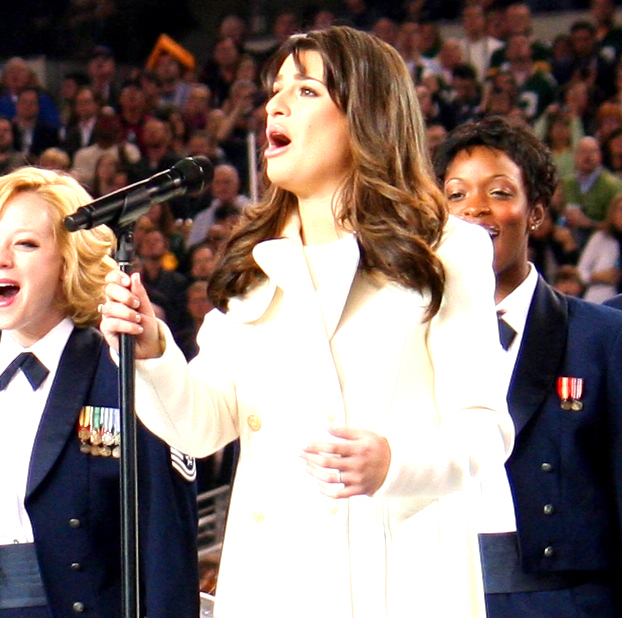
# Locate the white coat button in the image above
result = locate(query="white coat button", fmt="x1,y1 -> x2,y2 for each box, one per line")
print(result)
252,510 -> 264,523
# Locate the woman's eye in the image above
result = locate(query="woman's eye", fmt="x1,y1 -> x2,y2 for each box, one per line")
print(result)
15,240 -> 38,249
300,86 -> 317,96
446,191 -> 464,201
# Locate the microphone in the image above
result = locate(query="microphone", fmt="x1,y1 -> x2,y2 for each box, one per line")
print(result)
64,156 -> 213,231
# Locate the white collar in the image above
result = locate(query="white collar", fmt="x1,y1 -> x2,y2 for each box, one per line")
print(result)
495,263 -> 538,339
0,318 -> 75,377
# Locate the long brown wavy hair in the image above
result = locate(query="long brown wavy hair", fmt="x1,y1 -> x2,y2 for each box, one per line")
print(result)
209,25 -> 447,319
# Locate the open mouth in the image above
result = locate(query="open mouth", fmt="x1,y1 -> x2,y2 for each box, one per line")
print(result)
0,283 -> 19,300
266,126 -> 291,149
480,225 -> 499,239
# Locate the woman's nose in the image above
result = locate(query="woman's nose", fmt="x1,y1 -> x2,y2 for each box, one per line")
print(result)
265,89 -> 289,117
459,195 -> 491,219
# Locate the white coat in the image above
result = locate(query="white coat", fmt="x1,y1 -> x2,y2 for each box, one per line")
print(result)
134,213 -> 514,618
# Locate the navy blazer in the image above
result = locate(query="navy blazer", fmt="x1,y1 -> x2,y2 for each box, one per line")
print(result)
13,326 -> 199,618
507,277 -> 622,575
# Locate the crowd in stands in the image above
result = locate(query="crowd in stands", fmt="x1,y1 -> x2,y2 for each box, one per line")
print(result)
2,0 -> 622,358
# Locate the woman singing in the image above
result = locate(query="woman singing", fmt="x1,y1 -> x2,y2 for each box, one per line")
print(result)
0,167 -> 198,618
101,26 -> 513,618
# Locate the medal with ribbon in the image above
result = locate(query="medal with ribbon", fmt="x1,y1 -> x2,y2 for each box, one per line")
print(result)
77,406 -> 121,457
557,377 -> 584,411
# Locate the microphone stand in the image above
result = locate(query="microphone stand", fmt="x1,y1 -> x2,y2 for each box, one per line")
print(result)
115,226 -> 140,618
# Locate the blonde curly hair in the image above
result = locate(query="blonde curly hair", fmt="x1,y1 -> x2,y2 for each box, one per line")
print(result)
0,167 -> 117,326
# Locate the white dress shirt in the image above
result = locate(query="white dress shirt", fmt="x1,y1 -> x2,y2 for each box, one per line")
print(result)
476,264 -> 539,534
0,318 -> 74,545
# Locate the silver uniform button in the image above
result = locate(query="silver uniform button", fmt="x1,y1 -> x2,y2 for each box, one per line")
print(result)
72,602 -> 85,613
543,546 -> 554,557
543,503 -> 555,515
70,562 -> 81,571
69,518 -> 81,528
541,463 -> 553,472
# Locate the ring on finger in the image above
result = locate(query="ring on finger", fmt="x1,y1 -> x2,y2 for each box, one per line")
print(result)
336,469 -> 342,484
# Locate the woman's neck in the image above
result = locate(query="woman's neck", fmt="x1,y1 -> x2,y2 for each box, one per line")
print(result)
297,194 -> 345,246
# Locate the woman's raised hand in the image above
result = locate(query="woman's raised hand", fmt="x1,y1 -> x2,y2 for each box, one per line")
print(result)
100,271 -> 163,359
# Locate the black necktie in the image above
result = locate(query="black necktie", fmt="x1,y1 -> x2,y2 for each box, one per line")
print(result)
0,352 -> 49,391
497,313 -> 516,351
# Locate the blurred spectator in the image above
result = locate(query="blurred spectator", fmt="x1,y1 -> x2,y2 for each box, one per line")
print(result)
0,116 -> 26,174
188,244 -> 217,282
419,18 -> 443,59
61,86 -> 100,158
176,279 -> 213,360
458,3 -> 504,83
153,52 -> 193,111
489,3 -> 552,71
202,37 -> 242,109
0,57 -> 60,128
395,21 -> 441,84
86,45 -> 119,110
137,69 -> 163,115
372,17 -> 400,48
425,122 -> 447,159
143,201 -> 186,268
129,116 -> 180,181
183,84 -> 212,133
529,205 -> 579,283
446,64 -> 481,127
416,83 -> 456,131
71,109 -> 141,189
91,151 -> 129,198
136,228 -> 192,344
187,163 -> 248,247
562,135 -> 622,247
569,20 -> 616,106
602,126 -> 622,176
218,14 -> 247,49
11,87 -> 60,162
534,104 -> 584,177
435,37 -> 465,91
550,33 -> 575,87
38,146 -> 71,171
595,100 -> 622,144
562,78 -> 596,135
58,71 -> 90,129
503,33 -> 556,121
310,8 -> 337,30
591,0 -> 622,64
577,192 -> 622,302
339,0 -> 380,31
552,264 -> 584,296
118,80 -> 151,154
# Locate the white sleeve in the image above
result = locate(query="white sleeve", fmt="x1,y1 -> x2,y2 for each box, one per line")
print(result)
376,218 -> 514,499
133,310 -> 240,458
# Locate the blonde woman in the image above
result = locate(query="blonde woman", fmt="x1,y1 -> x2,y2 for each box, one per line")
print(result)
0,167 -> 198,618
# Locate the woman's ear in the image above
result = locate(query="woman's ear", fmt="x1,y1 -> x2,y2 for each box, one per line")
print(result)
528,203 -> 545,231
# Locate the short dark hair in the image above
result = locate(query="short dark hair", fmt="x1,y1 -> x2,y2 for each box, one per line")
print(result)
570,20 -> 596,36
433,115 -> 558,211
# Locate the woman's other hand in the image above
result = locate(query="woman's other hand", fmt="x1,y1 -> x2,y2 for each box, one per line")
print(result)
301,427 -> 391,499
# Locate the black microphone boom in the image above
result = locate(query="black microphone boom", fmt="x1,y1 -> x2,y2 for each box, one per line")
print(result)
64,156 -> 213,232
